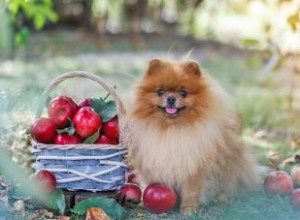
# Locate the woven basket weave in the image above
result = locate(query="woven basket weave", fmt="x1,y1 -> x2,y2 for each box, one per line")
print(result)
32,71 -> 127,192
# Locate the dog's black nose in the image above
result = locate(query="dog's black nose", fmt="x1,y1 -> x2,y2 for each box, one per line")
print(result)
167,96 -> 176,105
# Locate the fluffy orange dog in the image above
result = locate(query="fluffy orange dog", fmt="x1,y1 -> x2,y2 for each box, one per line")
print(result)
124,58 -> 258,214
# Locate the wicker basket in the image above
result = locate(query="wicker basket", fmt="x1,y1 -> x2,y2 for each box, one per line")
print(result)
32,71 -> 127,192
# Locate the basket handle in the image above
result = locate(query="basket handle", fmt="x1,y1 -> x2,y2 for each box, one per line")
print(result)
35,71 -> 125,120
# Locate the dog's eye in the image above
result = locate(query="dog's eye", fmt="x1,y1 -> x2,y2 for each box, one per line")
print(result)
179,89 -> 188,98
156,87 -> 165,96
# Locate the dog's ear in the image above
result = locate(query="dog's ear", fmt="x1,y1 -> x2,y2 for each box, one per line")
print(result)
146,58 -> 164,76
182,60 -> 201,78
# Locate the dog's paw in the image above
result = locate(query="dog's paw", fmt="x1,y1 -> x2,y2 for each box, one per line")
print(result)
180,206 -> 197,215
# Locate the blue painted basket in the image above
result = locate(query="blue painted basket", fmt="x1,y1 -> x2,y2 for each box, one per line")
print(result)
32,71 -> 128,192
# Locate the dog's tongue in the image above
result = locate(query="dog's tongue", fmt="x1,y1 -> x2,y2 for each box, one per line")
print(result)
165,107 -> 177,115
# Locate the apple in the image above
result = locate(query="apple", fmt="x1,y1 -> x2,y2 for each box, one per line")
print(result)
103,117 -> 119,140
54,133 -> 81,145
264,170 -> 293,195
72,107 -> 102,138
290,188 -> 300,209
48,96 -> 78,128
143,183 -> 177,213
30,118 -> 57,143
78,98 -> 91,108
35,170 -> 57,193
95,134 -> 118,145
291,166 -> 300,186
120,183 -> 142,204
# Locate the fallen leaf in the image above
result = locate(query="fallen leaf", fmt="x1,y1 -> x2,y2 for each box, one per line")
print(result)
86,207 -> 111,220
27,212 -> 41,220
40,209 -> 54,218
58,216 -> 70,220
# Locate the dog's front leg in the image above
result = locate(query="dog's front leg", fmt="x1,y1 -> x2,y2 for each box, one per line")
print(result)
180,173 -> 204,214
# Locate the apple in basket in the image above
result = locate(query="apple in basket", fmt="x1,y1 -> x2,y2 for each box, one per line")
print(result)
72,106 -> 102,138
30,118 -> 57,144
48,96 -> 78,128
103,116 -> 119,140
95,134 -> 118,145
78,98 -> 91,108
54,133 -> 82,144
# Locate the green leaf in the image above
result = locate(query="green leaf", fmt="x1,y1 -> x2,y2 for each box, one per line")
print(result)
99,100 -> 117,122
83,131 -> 100,144
44,189 -> 66,214
34,13 -> 46,30
56,119 -> 75,135
71,197 -> 126,220
241,38 -> 259,47
90,98 -> 106,114
90,98 -> 117,122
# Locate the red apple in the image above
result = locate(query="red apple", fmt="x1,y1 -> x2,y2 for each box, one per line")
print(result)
143,183 -> 177,214
291,166 -> 300,186
264,170 -> 293,195
72,107 -> 102,138
290,188 -> 300,209
35,170 -> 57,193
78,98 -> 91,108
30,118 -> 57,143
120,183 -> 142,204
48,96 -> 78,128
103,117 -> 119,140
95,134 -> 118,145
54,133 -> 81,145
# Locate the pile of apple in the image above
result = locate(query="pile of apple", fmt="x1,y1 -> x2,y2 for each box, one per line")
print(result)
264,166 -> 300,209
120,173 -> 177,214
30,95 -> 119,145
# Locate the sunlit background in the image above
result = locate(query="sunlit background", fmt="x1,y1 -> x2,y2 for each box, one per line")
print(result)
0,0 -> 300,219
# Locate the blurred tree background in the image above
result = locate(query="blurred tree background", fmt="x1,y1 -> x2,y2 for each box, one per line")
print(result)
1,0 -> 300,219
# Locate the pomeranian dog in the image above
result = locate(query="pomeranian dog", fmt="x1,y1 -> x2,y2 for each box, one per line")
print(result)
123,58 -> 258,214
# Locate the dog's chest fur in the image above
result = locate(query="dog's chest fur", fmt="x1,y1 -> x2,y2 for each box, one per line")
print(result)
130,119 -> 222,186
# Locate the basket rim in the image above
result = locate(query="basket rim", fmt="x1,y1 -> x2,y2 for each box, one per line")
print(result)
32,141 -> 127,150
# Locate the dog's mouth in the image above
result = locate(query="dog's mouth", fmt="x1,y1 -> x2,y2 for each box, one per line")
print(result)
158,106 -> 186,117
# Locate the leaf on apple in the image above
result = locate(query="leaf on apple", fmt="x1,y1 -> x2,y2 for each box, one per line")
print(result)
83,131 -> 100,144
71,197 -> 126,220
44,189 -> 66,215
90,98 -> 117,122
56,119 -> 75,136
99,100 -> 117,122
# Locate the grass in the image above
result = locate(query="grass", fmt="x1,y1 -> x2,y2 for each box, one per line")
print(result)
1,29 -> 300,219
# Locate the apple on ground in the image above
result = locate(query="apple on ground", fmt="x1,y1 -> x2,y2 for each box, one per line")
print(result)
290,188 -> 300,209
120,183 -> 142,204
35,170 -> 57,193
103,117 -> 119,140
30,118 -> 57,143
143,183 -> 177,213
95,134 -> 118,145
54,133 -> 81,145
72,107 -> 102,138
264,170 -> 293,195
48,96 -> 78,128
